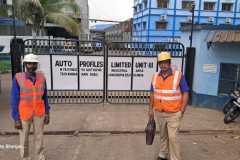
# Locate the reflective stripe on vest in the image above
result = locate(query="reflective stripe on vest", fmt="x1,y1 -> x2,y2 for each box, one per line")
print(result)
20,87 -> 45,94
20,95 -> 43,101
154,88 -> 180,94
152,71 -> 181,100
152,69 -> 182,112
154,95 -> 182,101
173,70 -> 180,90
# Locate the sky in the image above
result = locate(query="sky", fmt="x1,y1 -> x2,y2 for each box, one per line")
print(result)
88,0 -> 134,25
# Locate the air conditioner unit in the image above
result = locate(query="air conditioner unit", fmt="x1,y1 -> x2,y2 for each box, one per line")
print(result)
225,18 -> 232,24
208,17 -> 214,23
187,16 -> 192,22
174,38 -> 180,43
160,15 -> 167,21
167,38 -> 172,42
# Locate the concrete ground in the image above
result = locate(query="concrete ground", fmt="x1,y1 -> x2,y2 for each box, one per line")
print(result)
1,134 -> 240,160
1,73 -> 240,160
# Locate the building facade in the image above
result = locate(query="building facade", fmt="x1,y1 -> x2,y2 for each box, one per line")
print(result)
133,0 -> 240,42
180,25 -> 240,108
104,19 -> 133,41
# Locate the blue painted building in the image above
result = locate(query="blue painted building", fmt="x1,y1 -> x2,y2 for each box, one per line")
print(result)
180,24 -> 240,109
133,0 -> 240,42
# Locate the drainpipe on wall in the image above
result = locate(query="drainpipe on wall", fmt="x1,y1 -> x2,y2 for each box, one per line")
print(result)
197,0 -> 202,23
172,0 -> 177,40
233,0 -> 238,25
12,0 -> 16,39
147,0 -> 151,43
216,0 -> 221,25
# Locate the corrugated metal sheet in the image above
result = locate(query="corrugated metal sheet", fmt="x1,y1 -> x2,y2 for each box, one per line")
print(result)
205,30 -> 240,43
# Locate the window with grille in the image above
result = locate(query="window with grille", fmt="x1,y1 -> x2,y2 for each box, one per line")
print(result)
218,63 -> 240,95
143,22 -> 147,30
133,24 -> 137,31
144,0 -> 148,9
182,1 -> 193,10
0,0 -> 6,4
157,0 -> 169,8
138,23 -> 141,28
156,21 -> 167,30
204,2 -> 215,11
222,3 -> 233,12
134,7 -> 137,14
139,4 -> 143,11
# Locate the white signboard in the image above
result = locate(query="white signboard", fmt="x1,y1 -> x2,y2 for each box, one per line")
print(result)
79,56 -> 104,90
172,58 -> 184,72
133,57 -> 157,90
108,57 -> 132,90
38,55 -> 51,90
36,54 -> 185,91
203,64 -> 217,73
52,55 -> 78,90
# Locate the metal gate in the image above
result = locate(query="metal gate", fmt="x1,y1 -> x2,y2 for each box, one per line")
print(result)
24,39 -> 105,104
106,42 -> 185,104
23,39 -> 185,104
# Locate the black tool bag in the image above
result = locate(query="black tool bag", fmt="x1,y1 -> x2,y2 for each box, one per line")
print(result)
145,118 -> 156,145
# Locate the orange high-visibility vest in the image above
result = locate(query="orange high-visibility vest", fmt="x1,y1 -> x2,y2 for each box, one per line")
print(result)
151,69 -> 183,112
15,72 -> 46,120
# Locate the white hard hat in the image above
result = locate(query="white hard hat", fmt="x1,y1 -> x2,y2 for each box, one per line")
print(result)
23,54 -> 39,63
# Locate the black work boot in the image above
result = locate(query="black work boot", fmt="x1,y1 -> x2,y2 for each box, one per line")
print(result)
157,157 -> 168,160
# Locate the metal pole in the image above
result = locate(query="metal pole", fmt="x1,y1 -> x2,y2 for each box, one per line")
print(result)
12,0 -> 17,39
189,3 -> 195,48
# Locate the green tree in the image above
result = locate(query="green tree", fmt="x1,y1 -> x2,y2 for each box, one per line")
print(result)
16,0 -> 81,36
0,4 -> 10,17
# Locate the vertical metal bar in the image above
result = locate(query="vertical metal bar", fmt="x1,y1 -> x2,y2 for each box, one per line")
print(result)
190,3 -> 195,48
197,0 -> 202,23
77,55 -> 80,90
50,54 -> 53,90
147,0 -> 152,43
48,36 -> 51,53
140,5 -> 143,41
172,0 -> 177,40
181,44 -> 185,73
233,0 -> 238,25
105,41 -> 109,103
131,55 -> 134,91
12,0 -> 16,39
216,0 -> 221,25
103,41 -> 106,103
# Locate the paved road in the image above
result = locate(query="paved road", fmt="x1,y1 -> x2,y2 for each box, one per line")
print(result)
1,73 -> 240,160
1,134 -> 240,160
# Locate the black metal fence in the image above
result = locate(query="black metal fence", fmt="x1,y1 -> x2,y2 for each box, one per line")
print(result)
23,39 -> 185,104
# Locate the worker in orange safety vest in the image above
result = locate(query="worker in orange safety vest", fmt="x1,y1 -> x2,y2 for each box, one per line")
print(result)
149,52 -> 189,160
11,53 -> 50,160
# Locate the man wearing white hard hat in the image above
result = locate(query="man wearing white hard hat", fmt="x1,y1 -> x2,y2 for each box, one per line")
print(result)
11,54 -> 50,160
149,52 -> 189,160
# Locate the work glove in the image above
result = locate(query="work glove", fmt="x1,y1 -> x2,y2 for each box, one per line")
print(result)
14,121 -> 22,130
44,113 -> 50,125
